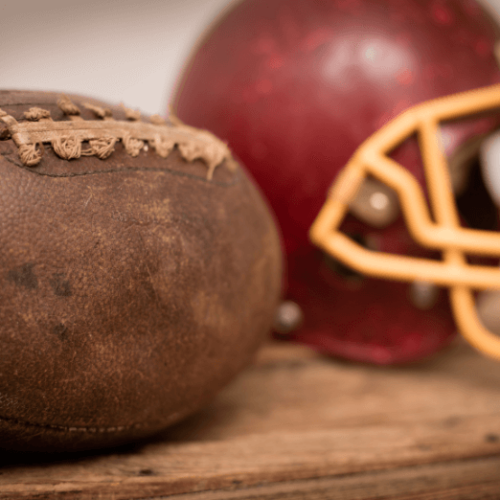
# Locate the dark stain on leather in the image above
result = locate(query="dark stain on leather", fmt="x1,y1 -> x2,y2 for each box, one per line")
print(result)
53,324 -> 68,341
7,264 -> 38,290
49,274 -> 72,297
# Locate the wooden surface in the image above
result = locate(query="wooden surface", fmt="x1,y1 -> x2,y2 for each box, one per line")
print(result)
1,340 -> 500,499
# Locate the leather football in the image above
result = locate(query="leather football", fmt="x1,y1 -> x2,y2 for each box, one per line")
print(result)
0,91 -> 282,452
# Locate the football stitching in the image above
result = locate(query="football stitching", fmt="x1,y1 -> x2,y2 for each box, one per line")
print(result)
0,95 -> 237,181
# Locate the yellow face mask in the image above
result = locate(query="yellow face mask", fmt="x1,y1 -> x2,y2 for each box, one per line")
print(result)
310,84 -> 500,360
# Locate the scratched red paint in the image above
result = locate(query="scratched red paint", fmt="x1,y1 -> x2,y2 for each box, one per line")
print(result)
431,2 -> 454,26
476,37 -> 492,56
396,68 -> 414,86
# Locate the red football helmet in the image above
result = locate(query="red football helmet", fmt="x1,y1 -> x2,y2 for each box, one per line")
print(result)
173,0 -> 500,363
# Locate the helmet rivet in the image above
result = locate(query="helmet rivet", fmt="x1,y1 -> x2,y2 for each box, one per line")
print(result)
369,191 -> 390,211
409,281 -> 439,310
274,301 -> 304,334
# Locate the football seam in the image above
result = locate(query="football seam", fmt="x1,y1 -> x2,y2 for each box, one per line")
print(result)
0,413 -> 146,434
0,152 -> 241,187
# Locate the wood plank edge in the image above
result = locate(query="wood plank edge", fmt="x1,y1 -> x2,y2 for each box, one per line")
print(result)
3,454 -> 500,500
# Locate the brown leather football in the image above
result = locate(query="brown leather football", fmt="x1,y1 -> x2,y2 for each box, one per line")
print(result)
0,91 -> 282,452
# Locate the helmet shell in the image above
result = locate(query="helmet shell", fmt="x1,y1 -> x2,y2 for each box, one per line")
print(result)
174,0 -> 500,363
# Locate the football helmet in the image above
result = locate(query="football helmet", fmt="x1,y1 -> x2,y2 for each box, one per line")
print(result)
174,0 -> 500,363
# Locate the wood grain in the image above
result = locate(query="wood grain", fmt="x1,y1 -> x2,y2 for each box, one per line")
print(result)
1,340 -> 500,499
161,457 -> 500,500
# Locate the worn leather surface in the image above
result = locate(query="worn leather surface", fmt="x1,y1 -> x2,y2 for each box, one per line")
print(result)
0,91 -> 282,452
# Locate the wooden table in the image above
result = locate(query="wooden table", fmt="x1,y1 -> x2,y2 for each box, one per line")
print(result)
1,340 -> 500,499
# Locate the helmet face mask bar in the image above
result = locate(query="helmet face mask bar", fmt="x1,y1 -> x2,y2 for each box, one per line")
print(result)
310,84 -> 500,360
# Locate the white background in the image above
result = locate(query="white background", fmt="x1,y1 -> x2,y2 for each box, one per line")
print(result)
1,0 -> 500,116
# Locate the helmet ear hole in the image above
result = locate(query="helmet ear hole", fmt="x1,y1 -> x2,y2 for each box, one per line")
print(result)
449,134 -> 499,231
455,154 -> 499,231
448,135 -> 485,197
322,233 -> 376,282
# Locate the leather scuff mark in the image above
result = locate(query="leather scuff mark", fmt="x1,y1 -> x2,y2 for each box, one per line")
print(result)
0,95 -> 236,180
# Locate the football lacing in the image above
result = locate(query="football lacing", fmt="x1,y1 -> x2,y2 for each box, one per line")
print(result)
0,95 -> 236,180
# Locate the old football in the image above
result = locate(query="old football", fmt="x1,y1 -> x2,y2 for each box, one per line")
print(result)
0,90 -> 282,452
